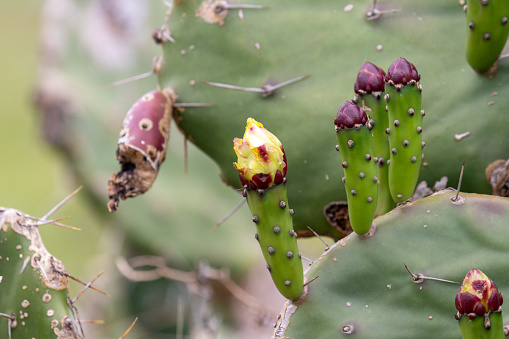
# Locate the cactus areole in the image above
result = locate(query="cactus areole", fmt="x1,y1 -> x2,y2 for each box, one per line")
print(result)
107,88 -> 176,212
233,118 -> 287,190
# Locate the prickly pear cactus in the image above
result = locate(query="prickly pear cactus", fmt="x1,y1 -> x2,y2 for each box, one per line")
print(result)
274,190 -> 509,338
0,208 -> 82,338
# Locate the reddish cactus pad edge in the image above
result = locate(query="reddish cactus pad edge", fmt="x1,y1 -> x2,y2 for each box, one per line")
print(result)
334,101 -> 368,129
354,61 -> 386,94
385,57 -> 420,85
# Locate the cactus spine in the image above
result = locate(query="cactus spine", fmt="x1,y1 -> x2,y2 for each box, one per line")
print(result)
233,118 -> 303,300
384,58 -> 423,203
465,0 -> 509,74
335,102 -> 378,235
353,62 -> 395,216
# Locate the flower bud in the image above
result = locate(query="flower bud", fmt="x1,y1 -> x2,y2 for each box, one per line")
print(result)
233,118 -> 287,190
334,101 -> 369,129
385,57 -> 420,85
354,62 -> 386,95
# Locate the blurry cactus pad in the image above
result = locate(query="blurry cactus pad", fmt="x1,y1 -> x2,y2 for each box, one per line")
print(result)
464,0 -> 509,74
233,118 -> 303,300
108,88 -> 176,212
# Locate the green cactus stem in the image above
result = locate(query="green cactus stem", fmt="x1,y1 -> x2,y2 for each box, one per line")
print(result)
353,62 -> 395,216
233,118 -> 303,300
455,268 -> 505,339
465,0 -> 509,74
384,57 -> 423,203
0,208 -> 82,338
334,101 -> 378,235
107,88 -> 176,212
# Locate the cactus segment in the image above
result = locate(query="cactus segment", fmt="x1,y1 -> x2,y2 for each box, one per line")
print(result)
276,191 -> 509,338
107,88 -> 176,212
233,118 -> 303,300
245,184 -> 304,300
0,209 -> 82,338
455,268 -> 505,339
335,102 -> 378,235
465,0 -> 509,74
384,58 -> 423,203
354,62 -> 395,215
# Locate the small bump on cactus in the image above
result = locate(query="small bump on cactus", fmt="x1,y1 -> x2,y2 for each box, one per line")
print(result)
464,0 -> 509,74
384,57 -> 423,203
334,102 -> 378,235
107,88 -> 176,212
455,268 -> 505,339
353,62 -> 395,215
233,118 -> 303,300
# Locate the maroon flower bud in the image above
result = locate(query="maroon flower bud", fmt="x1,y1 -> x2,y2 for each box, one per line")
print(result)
334,101 -> 369,129
455,269 -> 503,317
385,57 -> 420,85
354,62 -> 386,94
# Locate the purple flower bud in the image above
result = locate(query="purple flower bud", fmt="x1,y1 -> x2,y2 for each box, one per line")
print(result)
385,57 -> 420,85
334,101 -> 369,129
354,62 -> 386,94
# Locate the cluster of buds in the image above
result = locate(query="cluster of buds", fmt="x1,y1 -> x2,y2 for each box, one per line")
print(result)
455,268 -> 503,330
233,118 -> 287,190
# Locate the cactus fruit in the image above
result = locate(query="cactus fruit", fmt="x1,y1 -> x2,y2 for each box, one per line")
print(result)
384,57 -> 423,203
455,268 -> 505,339
233,118 -> 303,300
353,62 -> 395,215
465,0 -> 509,74
107,88 -> 176,212
0,208 -> 82,338
275,190 -> 509,338
335,102 -> 378,235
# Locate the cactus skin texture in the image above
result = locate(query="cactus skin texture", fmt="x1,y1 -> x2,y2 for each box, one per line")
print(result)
107,88 -> 176,212
465,0 -> 509,74
0,208 -> 82,338
233,118 -> 303,300
384,58 -> 423,203
335,102 -> 378,235
353,62 -> 395,215
455,268 -> 505,339
275,191 -> 509,338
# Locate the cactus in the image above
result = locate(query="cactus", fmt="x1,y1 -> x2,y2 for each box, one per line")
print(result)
233,118 -> 303,300
465,0 -> 509,74
384,57 -> 423,203
353,61 -> 395,215
335,102 -> 378,235
455,268 -> 505,339
0,208 -> 82,338
275,191 -> 509,338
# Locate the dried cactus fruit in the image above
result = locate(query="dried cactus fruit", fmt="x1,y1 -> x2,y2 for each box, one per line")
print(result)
107,88 -> 176,212
354,62 -> 395,215
0,208 -> 82,338
233,118 -> 303,300
455,268 -> 505,339
465,0 -> 509,74
335,102 -> 378,235
384,57 -> 423,203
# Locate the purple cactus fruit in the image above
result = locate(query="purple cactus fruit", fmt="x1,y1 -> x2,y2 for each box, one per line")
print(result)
334,101 -> 369,129
354,62 -> 386,94
385,57 -> 420,85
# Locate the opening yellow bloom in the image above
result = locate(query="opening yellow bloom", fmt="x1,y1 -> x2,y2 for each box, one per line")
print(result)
233,118 -> 287,189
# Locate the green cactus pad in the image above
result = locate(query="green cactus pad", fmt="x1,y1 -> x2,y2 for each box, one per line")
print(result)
465,0 -> 509,74
245,183 -> 304,300
458,313 -> 505,339
385,81 -> 423,203
335,123 -> 378,235
0,209 -> 82,338
275,191 -> 509,338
